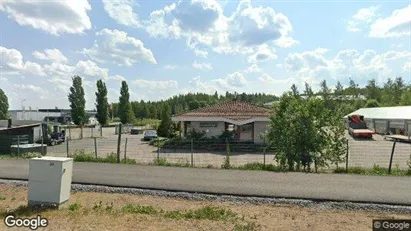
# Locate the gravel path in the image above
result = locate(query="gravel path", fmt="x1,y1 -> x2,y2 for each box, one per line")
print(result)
1,179 -> 411,215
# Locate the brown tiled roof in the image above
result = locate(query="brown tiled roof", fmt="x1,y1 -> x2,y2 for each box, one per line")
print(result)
175,100 -> 271,121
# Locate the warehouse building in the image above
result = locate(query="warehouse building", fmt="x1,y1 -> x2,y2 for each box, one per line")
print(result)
344,106 -> 411,136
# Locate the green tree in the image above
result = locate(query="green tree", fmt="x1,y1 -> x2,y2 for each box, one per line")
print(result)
0,88 -> 9,120
95,79 -> 108,125
364,99 -> 380,108
149,105 -> 157,119
68,76 -> 86,126
118,81 -> 134,124
393,77 -> 405,105
188,100 -> 200,110
290,84 -> 299,96
347,78 -> 359,97
400,88 -> 411,106
365,79 -> 381,102
157,104 -> 173,138
303,82 -> 314,97
265,92 -> 346,172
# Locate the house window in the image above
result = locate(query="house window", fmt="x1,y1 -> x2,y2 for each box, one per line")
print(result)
241,124 -> 253,132
199,122 -> 217,128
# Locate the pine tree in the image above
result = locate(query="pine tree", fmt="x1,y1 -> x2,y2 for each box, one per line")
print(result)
157,104 -> 173,137
95,79 -> 109,125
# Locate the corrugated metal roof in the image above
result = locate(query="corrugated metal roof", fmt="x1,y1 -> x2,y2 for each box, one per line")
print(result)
345,106 -> 411,120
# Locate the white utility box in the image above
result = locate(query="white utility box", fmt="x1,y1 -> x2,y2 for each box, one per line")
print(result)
28,157 -> 73,206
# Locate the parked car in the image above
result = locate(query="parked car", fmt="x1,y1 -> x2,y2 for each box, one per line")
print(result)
143,130 -> 158,141
48,131 -> 65,146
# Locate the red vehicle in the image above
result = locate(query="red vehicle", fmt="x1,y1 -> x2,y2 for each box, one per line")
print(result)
347,114 -> 374,139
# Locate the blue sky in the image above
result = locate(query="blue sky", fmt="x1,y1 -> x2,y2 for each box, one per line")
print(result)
0,0 -> 410,110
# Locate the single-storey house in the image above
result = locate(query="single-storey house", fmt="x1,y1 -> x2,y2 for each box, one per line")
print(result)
344,106 -> 411,135
171,100 -> 271,144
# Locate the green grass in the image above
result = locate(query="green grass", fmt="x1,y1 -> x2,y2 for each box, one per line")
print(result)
234,162 -> 284,172
121,203 -> 236,221
122,204 -> 158,215
68,203 -> 81,212
133,119 -> 161,128
72,150 -> 136,164
333,164 -> 411,176
0,196 -> 6,201
152,157 -> 190,167
163,206 -> 237,221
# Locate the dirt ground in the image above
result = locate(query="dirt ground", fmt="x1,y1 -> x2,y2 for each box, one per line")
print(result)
0,184 -> 410,231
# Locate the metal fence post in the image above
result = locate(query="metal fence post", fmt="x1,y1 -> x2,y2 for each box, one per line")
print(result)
91,127 -> 94,138
17,135 -> 20,156
191,138 -> 194,167
263,149 -> 266,167
41,130 -> 44,156
124,138 -> 128,161
157,138 -> 160,161
66,136 -> 69,157
116,124 -> 122,164
346,139 -> 349,173
100,127 -> 103,137
69,127 -> 71,140
388,141 -> 396,174
94,137 -> 97,158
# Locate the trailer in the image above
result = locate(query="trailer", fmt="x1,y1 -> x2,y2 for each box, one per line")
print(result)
384,134 -> 411,143
347,114 -> 374,139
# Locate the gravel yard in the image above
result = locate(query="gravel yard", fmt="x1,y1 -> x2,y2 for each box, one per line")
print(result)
47,129 -> 411,170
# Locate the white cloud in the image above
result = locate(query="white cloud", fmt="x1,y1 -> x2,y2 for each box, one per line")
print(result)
274,37 -> 300,48
404,61 -> 411,72
74,60 -> 109,79
226,72 -> 247,87
247,44 -> 277,63
284,48 -> 410,82
143,0 -> 297,59
259,73 -> 295,84
134,79 -> 178,90
0,46 -> 45,76
0,0 -> 91,36
164,65 -> 177,70
108,75 -> 126,82
369,5 -> 411,38
244,64 -> 261,73
102,0 -> 140,27
12,84 -> 52,100
82,29 -> 157,66
32,49 -> 68,63
192,61 -> 213,70
347,5 -> 379,32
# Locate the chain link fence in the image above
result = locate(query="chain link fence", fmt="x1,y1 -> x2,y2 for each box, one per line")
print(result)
45,133 -> 411,172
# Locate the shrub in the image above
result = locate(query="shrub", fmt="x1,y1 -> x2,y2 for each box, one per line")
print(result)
333,167 -> 347,173
186,129 -> 206,140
